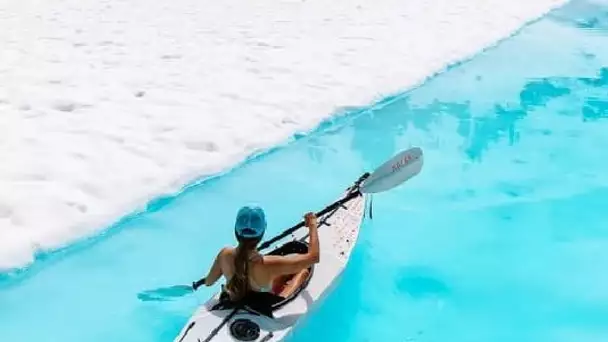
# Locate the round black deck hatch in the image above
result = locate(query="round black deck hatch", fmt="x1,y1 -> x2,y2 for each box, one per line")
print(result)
229,318 -> 260,341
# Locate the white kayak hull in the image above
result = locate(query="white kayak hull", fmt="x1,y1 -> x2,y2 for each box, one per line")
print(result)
174,189 -> 367,342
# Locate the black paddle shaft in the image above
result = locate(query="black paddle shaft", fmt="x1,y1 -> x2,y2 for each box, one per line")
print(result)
258,172 -> 370,251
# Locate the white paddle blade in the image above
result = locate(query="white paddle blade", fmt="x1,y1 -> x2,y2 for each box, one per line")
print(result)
360,147 -> 423,194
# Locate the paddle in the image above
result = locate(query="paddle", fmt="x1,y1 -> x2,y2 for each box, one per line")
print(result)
137,147 -> 424,302
257,146 -> 424,250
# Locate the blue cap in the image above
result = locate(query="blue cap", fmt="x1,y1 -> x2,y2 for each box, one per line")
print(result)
234,206 -> 266,239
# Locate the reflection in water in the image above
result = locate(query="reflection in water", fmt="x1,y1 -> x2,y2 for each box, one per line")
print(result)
343,0 -> 608,166
347,98 -> 411,170
519,79 -> 571,110
578,67 -> 608,87
349,49 -> 607,164
583,98 -> 608,120
548,0 -> 608,32
349,73 -> 604,163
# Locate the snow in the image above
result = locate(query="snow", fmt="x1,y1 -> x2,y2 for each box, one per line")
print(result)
0,0 -> 567,270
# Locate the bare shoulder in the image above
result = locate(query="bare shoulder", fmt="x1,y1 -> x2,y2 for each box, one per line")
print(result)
221,246 -> 235,252
218,246 -> 235,258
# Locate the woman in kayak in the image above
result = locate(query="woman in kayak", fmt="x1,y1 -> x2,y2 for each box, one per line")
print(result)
194,206 -> 319,301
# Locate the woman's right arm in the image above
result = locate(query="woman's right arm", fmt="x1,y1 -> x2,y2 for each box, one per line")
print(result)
263,212 -> 320,276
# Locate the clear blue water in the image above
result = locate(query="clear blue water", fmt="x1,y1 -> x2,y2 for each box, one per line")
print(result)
2,1 -> 608,341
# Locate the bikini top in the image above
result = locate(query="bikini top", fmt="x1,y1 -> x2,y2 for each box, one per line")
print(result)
247,253 -> 272,292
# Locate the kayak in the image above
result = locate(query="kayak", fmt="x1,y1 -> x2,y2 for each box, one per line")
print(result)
173,179 -> 368,342
158,147 -> 423,342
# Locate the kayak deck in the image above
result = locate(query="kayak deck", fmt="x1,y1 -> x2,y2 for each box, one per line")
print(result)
174,189 -> 366,342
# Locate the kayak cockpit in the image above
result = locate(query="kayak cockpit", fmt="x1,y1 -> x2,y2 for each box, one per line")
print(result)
210,240 -> 314,318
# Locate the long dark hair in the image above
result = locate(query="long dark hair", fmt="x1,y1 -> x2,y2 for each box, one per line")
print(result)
225,236 -> 260,301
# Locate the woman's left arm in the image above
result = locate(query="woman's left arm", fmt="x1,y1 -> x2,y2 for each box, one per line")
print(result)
193,248 -> 226,290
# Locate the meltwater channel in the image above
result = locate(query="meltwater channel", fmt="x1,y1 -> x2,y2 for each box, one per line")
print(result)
1,1 -> 608,341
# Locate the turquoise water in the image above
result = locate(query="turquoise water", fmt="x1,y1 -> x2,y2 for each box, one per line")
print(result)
1,1 -> 608,341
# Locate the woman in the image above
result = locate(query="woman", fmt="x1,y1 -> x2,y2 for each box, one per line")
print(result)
194,206 -> 319,301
